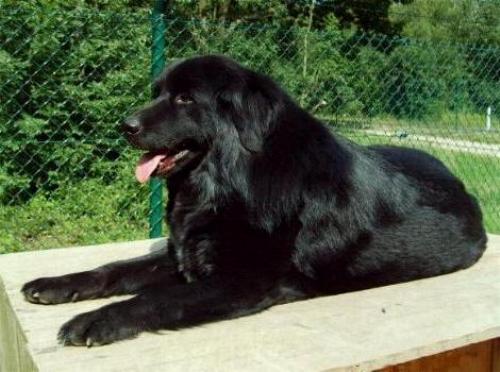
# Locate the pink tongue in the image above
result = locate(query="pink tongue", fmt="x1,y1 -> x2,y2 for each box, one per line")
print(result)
135,153 -> 167,184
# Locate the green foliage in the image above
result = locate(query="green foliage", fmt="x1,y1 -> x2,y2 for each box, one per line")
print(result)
385,42 -> 467,119
0,5 -> 151,206
390,0 -> 500,45
389,0 -> 500,116
0,2 -> 498,252
0,173 -> 151,253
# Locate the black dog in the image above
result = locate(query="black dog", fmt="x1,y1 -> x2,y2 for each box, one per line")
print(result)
22,55 -> 487,347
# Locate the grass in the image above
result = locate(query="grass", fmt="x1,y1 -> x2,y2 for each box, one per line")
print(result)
0,134 -> 498,254
0,177 -> 152,254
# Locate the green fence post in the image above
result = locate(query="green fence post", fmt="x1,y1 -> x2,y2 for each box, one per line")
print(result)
149,0 -> 167,238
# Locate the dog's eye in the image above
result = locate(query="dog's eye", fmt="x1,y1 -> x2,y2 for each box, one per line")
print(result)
174,93 -> 194,105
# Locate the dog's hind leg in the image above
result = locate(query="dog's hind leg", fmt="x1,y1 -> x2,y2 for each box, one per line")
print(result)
21,242 -> 182,305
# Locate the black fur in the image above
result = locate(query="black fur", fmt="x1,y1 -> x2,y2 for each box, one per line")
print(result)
22,55 -> 487,347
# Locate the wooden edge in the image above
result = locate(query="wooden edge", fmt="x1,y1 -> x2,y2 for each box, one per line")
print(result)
377,339 -> 498,372
493,338 -> 500,372
0,275 -> 37,372
1,237 -> 167,259
325,329 -> 500,371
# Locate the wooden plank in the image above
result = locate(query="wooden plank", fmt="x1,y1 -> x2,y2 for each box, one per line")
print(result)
493,338 -> 500,372
379,339 -> 495,372
0,235 -> 499,372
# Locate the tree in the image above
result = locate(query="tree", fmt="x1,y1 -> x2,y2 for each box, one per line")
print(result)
389,0 -> 500,45
285,0 -> 413,34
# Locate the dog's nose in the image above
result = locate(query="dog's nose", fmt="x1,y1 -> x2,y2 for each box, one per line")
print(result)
121,117 -> 142,135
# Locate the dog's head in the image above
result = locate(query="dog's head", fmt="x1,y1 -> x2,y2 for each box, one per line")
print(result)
122,55 -> 284,183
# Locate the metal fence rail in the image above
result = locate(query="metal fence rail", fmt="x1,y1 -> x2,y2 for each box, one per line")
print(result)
0,6 -> 499,253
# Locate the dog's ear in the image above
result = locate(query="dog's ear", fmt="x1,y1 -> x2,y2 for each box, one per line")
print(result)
217,75 -> 279,153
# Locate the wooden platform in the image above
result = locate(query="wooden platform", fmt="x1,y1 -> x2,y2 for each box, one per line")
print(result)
1,235 -> 499,372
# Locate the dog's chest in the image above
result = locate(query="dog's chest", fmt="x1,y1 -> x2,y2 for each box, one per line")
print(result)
167,189 -> 217,281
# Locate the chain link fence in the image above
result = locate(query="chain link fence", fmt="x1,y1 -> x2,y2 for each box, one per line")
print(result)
1,6 -> 499,253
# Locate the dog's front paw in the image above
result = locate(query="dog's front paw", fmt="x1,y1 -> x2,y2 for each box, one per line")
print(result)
58,308 -> 140,347
21,272 -> 104,305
